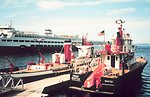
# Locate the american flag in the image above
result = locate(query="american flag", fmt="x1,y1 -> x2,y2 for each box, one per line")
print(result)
98,30 -> 105,36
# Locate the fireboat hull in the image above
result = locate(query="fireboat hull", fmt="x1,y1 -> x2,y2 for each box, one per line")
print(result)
70,61 -> 147,96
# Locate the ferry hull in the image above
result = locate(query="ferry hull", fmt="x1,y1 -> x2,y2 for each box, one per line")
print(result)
0,46 -> 78,55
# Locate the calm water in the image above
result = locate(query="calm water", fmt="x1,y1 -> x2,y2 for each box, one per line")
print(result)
136,45 -> 150,97
0,45 -> 150,97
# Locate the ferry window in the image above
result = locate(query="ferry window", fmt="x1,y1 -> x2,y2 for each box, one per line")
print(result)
107,56 -> 110,60
2,39 -> 6,42
31,41 -> 35,42
7,40 -> 12,42
25,40 -> 30,42
44,41 -> 47,43
48,41 -> 51,43
15,35 -> 18,37
19,40 -> 24,42
52,41 -> 54,43
13,40 -> 18,42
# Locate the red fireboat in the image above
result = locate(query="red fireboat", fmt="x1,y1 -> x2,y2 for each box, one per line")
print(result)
70,19 -> 147,96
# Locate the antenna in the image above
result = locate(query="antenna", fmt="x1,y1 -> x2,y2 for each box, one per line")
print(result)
115,19 -> 125,26
9,20 -> 13,27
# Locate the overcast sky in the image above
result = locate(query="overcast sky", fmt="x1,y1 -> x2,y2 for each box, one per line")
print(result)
0,0 -> 150,43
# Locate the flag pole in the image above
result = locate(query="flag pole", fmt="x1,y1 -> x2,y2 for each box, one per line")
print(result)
104,30 -> 105,42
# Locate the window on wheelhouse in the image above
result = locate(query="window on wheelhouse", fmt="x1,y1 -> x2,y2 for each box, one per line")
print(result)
107,56 -> 110,60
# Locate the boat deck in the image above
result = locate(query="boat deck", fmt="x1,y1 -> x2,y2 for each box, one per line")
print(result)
10,64 -> 70,78
69,86 -> 114,95
103,68 -> 129,78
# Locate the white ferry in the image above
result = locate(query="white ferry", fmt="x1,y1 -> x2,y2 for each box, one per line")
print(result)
0,24 -> 82,54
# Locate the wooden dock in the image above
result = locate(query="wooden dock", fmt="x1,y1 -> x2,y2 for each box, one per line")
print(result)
8,74 -> 70,97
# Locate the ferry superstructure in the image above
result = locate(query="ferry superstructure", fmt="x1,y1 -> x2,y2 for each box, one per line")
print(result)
0,25 -> 82,54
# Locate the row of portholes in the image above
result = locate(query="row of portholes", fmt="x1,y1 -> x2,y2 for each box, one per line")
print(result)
30,45 -> 63,47
1,39 -> 64,44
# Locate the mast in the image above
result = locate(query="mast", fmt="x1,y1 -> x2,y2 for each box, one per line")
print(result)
9,20 -> 13,28
116,19 -> 127,75
115,19 -> 125,52
115,19 -> 125,37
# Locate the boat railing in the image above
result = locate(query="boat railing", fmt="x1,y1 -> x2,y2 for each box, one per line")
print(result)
111,45 -> 131,53
72,58 -> 93,73
0,74 -> 24,90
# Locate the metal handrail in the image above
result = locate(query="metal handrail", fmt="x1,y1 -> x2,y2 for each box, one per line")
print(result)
0,74 -> 24,90
14,79 -> 24,89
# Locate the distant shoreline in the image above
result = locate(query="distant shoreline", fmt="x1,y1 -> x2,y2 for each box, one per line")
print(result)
135,43 -> 150,46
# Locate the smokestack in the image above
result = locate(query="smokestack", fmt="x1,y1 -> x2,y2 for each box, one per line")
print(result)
64,39 -> 72,63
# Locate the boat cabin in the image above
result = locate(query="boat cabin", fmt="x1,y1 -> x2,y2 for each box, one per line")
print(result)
99,20 -> 135,70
